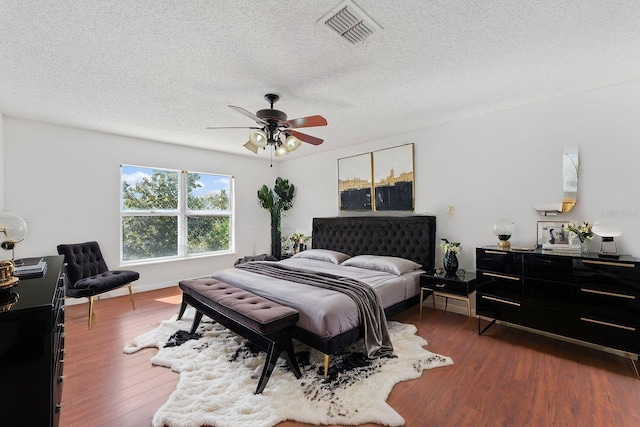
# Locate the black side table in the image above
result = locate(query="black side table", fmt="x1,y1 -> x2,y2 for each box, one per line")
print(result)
420,271 -> 477,330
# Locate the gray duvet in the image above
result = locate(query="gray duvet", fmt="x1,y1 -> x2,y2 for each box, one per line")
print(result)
211,258 -> 422,340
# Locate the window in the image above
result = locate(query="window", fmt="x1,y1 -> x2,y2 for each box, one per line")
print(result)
120,165 -> 233,263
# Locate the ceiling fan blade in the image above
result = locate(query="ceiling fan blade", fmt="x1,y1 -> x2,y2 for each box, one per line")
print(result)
289,130 -> 323,146
205,126 -> 261,129
286,115 -> 327,129
243,141 -> 259,154
228,105 -> 268,125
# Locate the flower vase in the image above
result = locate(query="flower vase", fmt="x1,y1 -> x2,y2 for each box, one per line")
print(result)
443,251 -> 459,274
580,241 -> 589,256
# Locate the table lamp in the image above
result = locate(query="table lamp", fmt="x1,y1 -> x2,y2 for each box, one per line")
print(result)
0,212 -> 28,266
592,224 -> 622,258
494,221 -> 515,250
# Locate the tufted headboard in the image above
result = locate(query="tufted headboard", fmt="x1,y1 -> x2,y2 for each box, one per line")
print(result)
311,215 -> 436,272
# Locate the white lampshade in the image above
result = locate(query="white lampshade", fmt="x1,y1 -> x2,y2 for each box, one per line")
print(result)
249,130 -> 268,148
284,135 -> 302,152
274,144 -> 289,157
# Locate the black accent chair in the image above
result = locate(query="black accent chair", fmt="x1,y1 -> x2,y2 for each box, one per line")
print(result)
57,241 -> 139,329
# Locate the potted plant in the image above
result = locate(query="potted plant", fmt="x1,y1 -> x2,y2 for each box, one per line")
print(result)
257,177 -> 295,259
290,232 -> 311,253
567,221 -> 593,255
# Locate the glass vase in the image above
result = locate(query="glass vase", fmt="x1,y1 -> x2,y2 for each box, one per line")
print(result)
580,241 -> 589,256
443,251 -> 459,274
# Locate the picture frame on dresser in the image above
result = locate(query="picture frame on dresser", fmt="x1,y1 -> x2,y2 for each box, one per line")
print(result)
537,220 -> 571,250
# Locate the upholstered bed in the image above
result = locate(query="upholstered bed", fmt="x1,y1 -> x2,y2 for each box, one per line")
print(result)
212,215 -> 436,357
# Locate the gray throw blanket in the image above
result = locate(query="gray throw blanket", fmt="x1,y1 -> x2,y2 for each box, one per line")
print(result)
235,261 -> 393,358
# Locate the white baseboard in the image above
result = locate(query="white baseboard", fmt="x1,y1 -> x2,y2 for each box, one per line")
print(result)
64,279 -> 180,306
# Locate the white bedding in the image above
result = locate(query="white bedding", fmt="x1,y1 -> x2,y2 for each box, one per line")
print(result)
211,258 -> 422,338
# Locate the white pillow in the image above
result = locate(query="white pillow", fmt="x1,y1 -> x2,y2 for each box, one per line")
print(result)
341,255 -> 421,275
291,249 -> 351,265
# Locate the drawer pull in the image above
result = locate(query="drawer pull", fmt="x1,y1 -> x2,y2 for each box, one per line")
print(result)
582,260 -> 635,268
436,284 -> 446,288
481,295 -> 521,307
58,375 -> 65,383
55,403 -> 62,413
580,317 -> 636,331
580,288 -> 635,300
484,250 -> 507,255
484,272 -> 520,281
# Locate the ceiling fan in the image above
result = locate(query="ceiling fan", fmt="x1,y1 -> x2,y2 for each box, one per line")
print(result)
207,94 -> 327,156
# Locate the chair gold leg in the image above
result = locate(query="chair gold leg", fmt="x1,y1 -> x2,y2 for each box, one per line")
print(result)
324,354 -> 330,378
128,284 -> 136,310
629,353 -> 640,379
88,296 -> 95,330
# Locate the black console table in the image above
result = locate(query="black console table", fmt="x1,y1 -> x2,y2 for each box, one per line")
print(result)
476,246 -> 639,377
0,255 -> 65,426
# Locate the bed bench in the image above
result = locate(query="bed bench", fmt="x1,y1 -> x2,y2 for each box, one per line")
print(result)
177,277 -> 301,394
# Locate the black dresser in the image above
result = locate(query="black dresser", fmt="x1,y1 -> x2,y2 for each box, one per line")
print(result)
0,255 -> 65,427
476,246 -> 639,374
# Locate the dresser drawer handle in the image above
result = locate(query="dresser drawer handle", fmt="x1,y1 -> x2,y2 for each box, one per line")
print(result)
56,403 -> 62,413
436,283 -> 446,288
580,288 -> 636,300
484,272 -> 520,281
481,295 -> 521,307
484,250 -> 507,255
580,317 -> 635,331
582,260 -> 635,268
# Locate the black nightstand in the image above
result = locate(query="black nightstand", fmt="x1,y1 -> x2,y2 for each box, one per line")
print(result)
420,271 -> 477,330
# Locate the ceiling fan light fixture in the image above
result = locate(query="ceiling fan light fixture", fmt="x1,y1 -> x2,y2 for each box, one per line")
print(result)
284,135 -> 301,152
274,144 -> 289,157
249,130 -> 268,147
208,94 -> 327,158
243,140 -> 259,154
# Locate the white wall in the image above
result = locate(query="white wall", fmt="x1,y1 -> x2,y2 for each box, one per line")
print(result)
281,78 -> 640,272
3,118 -> 279,294
0,112 -> 4,211
3,78 -> 640,302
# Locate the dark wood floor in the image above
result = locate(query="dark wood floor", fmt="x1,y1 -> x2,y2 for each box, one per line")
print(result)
60,287 -> 640,427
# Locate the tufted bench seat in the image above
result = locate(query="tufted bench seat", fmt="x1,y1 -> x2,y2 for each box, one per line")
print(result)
177,277 -> 301,394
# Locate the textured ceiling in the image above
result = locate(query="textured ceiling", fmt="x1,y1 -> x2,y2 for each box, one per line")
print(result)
1,1 -> 640,159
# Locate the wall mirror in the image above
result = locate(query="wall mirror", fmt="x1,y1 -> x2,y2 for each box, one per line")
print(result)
534,149 -> 579,215
561,151 -> 579,213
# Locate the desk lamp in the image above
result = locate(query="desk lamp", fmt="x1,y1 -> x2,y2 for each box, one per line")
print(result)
0,212 -> 28,266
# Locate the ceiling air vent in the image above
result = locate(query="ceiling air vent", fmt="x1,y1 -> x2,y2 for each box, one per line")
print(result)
319,0 -> 382,44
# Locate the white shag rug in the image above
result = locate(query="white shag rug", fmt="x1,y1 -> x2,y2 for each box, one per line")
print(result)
124,308 -> 453,427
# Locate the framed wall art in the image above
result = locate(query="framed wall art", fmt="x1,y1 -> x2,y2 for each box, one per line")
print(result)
338,153 -> 372,211
372,144 -> 414,211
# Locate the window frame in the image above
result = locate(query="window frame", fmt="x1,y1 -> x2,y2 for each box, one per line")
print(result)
120,164 -> 235,264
